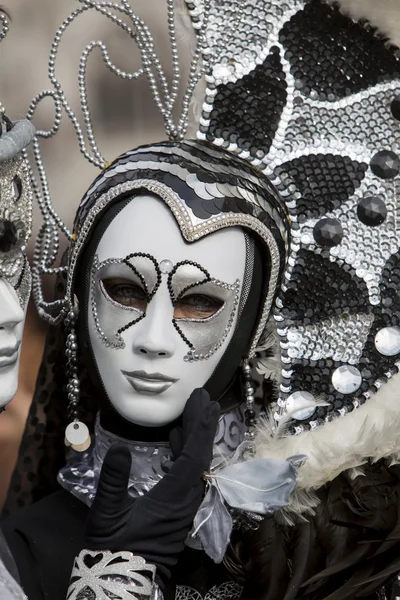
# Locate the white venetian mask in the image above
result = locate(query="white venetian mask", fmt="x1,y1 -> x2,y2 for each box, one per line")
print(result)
87,193 -> 247,427
0,279 -> 25,410
0,155 -> 32,411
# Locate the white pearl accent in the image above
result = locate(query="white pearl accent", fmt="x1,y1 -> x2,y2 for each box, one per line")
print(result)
160,259 -> 173,274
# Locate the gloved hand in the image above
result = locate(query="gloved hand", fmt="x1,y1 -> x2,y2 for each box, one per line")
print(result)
84,388 -> 220,587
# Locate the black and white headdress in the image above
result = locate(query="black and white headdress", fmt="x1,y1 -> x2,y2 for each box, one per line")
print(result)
186,0 -> 400,433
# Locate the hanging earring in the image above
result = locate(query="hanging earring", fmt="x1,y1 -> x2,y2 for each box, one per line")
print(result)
242,359 -> 256,450
64,302 -> 91,452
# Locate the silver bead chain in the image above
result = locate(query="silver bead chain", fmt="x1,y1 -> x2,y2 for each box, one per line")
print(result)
26,0 -> 246,324
0,8 -> 9,43
0,9 -> 9,113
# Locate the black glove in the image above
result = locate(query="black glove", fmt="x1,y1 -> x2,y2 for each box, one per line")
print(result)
84,388 -> 220,587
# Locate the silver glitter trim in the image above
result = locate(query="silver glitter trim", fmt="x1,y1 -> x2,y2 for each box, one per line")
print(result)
183,278 -> 240,361
91,256 -> 130,349
176,581 -> 243,600
67,550 -> 157,600
0,156 -> 33,309
282,313 -> 374,365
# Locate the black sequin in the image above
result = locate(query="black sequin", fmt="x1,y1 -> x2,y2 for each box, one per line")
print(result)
289,359 -> 349,420
280,0 -> 400,100
275,155 -> 367,222
278,250 -> 368,324
207,47 -> 287,156
355,250 -> 400,395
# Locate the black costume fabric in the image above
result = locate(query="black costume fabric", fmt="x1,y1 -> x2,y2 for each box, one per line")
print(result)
225,461 -> 400,600
2,489 -> 246,600
4,465 -> 400,600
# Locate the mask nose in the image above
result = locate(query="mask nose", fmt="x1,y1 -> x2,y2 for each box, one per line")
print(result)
0,279 -> 24,330
132,284 -> 176,358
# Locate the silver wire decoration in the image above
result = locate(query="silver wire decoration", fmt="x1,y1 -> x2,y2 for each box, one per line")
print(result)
28,0 -> 246,324
0,8 -> 9,114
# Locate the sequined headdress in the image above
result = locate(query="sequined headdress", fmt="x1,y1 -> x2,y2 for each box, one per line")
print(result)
29,0 -> 400,438
188,0 -> 400,434
0,9 -> 35,311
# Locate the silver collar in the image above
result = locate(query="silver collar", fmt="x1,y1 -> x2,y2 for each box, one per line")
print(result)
58,404 -> 246,505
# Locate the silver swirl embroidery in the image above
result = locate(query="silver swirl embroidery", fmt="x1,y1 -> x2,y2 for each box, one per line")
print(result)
175,582 -> 243,600
67,550 -> 157,600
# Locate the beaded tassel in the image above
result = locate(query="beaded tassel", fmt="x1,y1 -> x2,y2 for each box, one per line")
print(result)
242,360 -> 256,452
64,306 -> 91,452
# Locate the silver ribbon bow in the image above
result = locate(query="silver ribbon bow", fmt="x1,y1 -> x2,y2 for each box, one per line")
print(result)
191,452 -> 305,563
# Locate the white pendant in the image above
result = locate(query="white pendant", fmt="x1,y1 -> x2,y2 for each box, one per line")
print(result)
65,421 -> 91,452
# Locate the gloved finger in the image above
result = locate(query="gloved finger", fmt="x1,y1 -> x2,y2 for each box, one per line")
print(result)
90,444 -> 132,517
182,388 -> 212,441
147,404 -> 220,502
176,401 -> 220,466
169,426 -> 184,458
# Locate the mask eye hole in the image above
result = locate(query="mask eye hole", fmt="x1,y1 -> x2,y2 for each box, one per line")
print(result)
12,176 -> 22,202
101,278 -> 147,312
174,294 -> 224,320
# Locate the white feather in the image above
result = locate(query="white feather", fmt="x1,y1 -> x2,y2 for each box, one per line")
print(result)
174,0 -> 197,52
255,318 -> 282,383
255,372 -> 400,521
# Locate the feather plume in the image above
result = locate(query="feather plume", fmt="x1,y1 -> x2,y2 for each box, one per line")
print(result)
255,372 -> 400,522
255,318 -> 282,384
174,0 -> 197,52
335,0 -> 400,46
